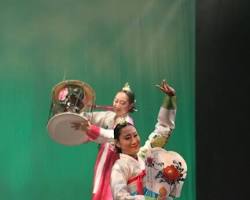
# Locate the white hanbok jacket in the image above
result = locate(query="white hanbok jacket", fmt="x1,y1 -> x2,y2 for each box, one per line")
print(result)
110,96 -> 186,200
82,110 -> 134,200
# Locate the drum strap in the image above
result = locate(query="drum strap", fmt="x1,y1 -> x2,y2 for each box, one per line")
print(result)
47,101 -> 54,123
127,170 -> 146,195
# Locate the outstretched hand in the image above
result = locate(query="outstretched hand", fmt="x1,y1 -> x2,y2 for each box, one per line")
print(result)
71,120 -> 91,132
155,80 -> 176,96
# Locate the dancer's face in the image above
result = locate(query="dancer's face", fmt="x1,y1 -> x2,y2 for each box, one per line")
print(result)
113,91 -> 132,117
115,125 -> 141,157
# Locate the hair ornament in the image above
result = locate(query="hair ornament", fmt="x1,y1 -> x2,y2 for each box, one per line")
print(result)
116,117 -> 127,126
122,82 -> 132,92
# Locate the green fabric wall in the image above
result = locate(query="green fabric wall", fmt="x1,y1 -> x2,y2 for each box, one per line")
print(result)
0,0 -> 195,199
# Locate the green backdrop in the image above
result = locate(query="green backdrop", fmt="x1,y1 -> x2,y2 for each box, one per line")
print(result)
0,0 -> 195,199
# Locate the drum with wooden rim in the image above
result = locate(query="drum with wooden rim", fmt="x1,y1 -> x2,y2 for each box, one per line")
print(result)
47,80 -> 95,145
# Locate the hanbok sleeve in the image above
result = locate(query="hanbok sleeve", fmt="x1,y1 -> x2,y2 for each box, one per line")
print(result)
111,161 -> 145,200
86,125 -> 114,144
84,111 -> 113,127
85,112 -> 134,144
80,111 -> 114,144
140,95 -> 177,156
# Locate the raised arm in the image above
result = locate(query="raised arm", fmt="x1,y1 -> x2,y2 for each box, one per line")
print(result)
71,117 -> 114,144
140,80 -> 177,155
71,111 -> 134,144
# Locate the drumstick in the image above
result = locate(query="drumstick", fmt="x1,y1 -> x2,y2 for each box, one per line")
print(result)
92,105 -> 114,111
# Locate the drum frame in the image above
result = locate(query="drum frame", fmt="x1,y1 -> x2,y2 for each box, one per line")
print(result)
47,80 -> 96,145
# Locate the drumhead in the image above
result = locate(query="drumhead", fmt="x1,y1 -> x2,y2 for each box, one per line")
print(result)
47,112 -> 89,145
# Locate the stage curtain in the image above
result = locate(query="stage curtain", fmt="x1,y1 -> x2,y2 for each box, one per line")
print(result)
0,0 -> 195,199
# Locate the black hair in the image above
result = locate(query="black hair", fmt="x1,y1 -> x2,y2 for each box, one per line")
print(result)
119,90 -> 137,113
113,121 -> 134,153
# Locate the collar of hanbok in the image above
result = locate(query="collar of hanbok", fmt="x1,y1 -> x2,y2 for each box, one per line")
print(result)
119,153 -> 145,169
